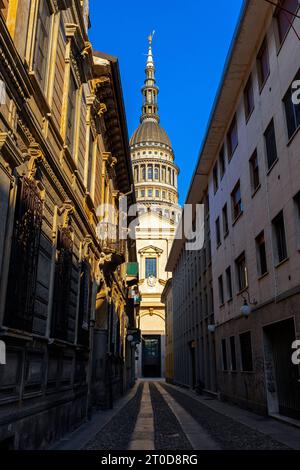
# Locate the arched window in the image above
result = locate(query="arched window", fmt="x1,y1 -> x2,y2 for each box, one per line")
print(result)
134,166 -> 139,182
141,165 -> 146,181
162,166 -> 166,182
154,165 -> 159,180
168,167 -> 171,184
147,165 -> 153,180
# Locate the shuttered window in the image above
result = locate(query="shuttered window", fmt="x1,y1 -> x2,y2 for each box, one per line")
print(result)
33,0 -> 51,90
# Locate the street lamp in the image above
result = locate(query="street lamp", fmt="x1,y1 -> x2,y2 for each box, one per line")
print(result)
240,290 -> 257,318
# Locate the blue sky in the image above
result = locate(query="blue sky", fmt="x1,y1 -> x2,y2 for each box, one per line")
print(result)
89,0 -> 244,204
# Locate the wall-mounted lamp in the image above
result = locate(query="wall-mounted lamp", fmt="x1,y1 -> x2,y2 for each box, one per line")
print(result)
127,334 -> 134,343
240,290 -> 257,318
208,324 -> 216,333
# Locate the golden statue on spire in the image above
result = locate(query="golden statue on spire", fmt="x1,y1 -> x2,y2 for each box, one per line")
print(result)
148,30 -> 155,46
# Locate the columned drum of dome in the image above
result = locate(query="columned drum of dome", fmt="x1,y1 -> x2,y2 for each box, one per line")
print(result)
130,34 -> 181,379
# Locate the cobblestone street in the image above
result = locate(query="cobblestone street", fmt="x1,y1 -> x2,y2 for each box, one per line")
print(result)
55,381 -> 300,451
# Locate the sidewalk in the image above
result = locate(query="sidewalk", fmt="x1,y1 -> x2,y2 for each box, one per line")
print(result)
51,382 -> 139,450
164,382 -> 300,450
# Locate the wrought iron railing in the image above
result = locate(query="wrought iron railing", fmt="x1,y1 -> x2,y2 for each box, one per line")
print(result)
4,177 -> 43,333
51,228 -> 73,340
97,222 -> 127,256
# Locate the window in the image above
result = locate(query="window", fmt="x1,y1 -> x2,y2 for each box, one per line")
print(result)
162,166 -> 166,182
148,189 -> 153,198
162,190 -> 166,199
272,211 -> 288,263
276,0 -> 299,44
264,120 -> 278,170
222,204 -> 229,236
134,166 -> 139,182
216,217 -> 221,247
155,189 -> 160,198
240,331 -> 253,372
256,231 -> 268,276
283,70 -> 300,139
226,266 -> 233,300
231,180 -> 243,221
235,252 -> 248,292
77,260 -> 92,346
154,165 -> 159,180
230,336 -> 237,372
141,165 -> 146,181
249,149 -> 260,192
52,228 -> 73,340
257,38 -> 270,89
227,115 -> 238,159
141,189 -> 145,197
66,72 -> 78,154
33,0 -> 51,89
147,165 -> 153,180
222,339 -> 228,371
219,146 -> 226,179
213,163 -> 219,193
218,275 -> 224,305
294,191 -> 300,248
244,75 -> 254,120
145,258 -> 157,278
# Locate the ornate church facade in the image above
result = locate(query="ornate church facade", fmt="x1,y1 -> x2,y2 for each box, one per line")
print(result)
130,35 -> 180,378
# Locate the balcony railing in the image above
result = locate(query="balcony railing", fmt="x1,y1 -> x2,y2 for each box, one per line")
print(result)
97,222 -> 127,256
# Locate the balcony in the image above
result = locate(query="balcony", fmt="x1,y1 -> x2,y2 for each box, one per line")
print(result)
98,222 -> 126,272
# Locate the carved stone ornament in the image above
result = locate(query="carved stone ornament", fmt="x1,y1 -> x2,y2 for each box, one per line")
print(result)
59,201 -> 75,229
147,275 -> 157,288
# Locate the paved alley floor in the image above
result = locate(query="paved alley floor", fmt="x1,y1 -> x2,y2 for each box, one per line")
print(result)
56,380 -> 300,451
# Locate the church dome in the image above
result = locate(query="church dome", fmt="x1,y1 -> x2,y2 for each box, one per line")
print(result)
130,120 -> 172,148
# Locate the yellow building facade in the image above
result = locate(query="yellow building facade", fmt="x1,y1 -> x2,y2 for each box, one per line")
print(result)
130,36 -> 180,378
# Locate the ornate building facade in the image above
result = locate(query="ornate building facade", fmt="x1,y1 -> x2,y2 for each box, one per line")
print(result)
0,0 -> 138,449
130,35 -> 180,378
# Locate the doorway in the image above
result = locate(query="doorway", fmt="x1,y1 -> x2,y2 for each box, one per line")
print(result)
142,335 -> 161,377
264,318 -> 300,419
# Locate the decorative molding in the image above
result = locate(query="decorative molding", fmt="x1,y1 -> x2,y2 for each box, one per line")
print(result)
138,245 -> 163,255
81,41 -> 92,58
58,201 -> 75,229
82,235 -> 94,258
91,77 -> 111,92
0,132 -> 24,169
53,0 -> 72,12
70,50 -> 82,84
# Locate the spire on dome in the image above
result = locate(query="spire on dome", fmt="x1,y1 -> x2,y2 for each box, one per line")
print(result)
141,32 -> 159,123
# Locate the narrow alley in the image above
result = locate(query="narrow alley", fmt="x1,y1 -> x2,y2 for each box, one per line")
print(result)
54,381 -> 300,451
